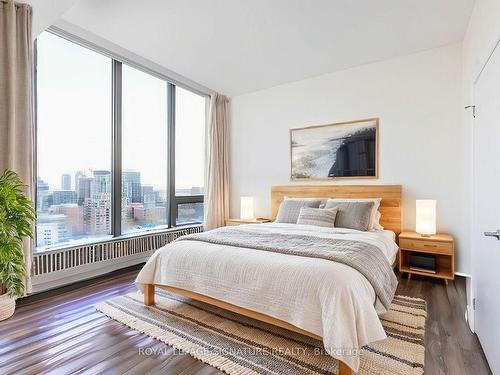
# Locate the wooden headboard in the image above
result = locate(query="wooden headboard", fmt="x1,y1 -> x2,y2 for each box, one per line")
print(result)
271,185 -> 402,234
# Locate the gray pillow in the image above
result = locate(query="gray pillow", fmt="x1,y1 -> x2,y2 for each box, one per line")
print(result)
297,207 -> 338,228
324,200 -> 375,231
275,199 -> 322,223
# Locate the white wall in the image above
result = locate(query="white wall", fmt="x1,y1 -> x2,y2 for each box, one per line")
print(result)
230,43 -> 470,274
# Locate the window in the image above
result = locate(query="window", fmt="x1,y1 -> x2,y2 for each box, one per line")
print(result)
172,87 -> 206,225
36,32 -> 112,249
35,31 -> 206,252
175,87 -> 206,196
121,64 -> 168,233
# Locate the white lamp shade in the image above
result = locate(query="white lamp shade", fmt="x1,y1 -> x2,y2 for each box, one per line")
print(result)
416,200 -> 436,236
240,196 -> 255,220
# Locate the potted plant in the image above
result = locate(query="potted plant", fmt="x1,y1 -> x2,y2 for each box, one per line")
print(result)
0,169 -> 35,320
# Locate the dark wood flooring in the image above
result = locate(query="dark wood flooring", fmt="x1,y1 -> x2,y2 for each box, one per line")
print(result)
0,266 -> 491,375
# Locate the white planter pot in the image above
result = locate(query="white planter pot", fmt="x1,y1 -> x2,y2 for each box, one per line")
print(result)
0,293 -> 16,321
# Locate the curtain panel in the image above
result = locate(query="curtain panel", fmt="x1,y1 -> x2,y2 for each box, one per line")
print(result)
203,94 -> 229,230
0,0 -> 34,294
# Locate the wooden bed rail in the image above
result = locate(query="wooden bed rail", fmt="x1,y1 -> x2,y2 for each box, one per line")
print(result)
143,284 -> 352,375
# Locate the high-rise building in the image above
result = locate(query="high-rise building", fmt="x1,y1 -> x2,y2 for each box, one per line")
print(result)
84,193 -> 111,235
52,190 -> 77,205
142,185 -> 157,205
74,171 -> 85,197
36,214 -> 68,247
53,204 -> 84,235
36,177 -> 50,212
92,170 -> 111,194
61,174 -> 71,190
121,196 -> 133,219
157,189 -> 168,203
131,202 -> 145,222
76,176 -> 93,206
122,170 -> 142,203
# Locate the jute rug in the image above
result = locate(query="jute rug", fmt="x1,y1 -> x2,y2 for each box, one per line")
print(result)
96,290 -> 426,375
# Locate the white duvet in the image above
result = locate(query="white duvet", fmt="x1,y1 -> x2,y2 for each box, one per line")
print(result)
136,223 -> 399,371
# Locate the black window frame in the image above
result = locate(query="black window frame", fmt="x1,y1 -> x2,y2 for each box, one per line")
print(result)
34,29 -> 206,250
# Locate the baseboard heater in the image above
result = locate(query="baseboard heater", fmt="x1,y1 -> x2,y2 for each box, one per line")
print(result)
31,225 -> 203,293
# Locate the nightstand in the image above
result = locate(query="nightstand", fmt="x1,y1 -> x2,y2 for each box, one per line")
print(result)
225,218 -> 271,226
399,231 -> 454,284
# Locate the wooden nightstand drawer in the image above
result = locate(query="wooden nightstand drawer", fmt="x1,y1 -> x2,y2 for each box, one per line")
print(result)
399,238 -> 453,255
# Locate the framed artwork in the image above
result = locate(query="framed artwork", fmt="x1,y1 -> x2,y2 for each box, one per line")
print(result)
290,118 -> 378,180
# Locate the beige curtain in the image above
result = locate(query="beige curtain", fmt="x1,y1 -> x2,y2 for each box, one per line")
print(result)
203,93 -> 230,230
0,0 -> 34,294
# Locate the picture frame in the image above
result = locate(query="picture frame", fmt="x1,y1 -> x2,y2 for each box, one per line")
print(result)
290,118 -> 379,181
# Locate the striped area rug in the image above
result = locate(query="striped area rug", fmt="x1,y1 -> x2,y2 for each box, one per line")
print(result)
96,290 -> 425,375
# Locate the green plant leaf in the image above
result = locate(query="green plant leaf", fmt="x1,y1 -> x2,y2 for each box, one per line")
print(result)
0,169 -> 34,298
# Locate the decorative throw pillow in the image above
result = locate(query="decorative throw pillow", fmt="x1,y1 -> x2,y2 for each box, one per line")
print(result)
326,198 -> 382,230
297,207 -> 338,228
324,200 -> 375,231
275,199 -> 322,223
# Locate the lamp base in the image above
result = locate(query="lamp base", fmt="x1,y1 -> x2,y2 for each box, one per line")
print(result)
419,233 -> 434,237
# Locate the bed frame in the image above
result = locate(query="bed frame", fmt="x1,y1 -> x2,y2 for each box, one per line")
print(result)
144,185 -> 402,375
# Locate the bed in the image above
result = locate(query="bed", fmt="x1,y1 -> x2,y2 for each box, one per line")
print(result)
136,185 -> 402,375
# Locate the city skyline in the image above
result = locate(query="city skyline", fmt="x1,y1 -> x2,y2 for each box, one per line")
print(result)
37,168 -> 202,194
36,169 -> 203,249
40,168 -> 200,193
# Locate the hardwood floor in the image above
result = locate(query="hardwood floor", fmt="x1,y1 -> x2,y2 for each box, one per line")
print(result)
397,275 -> 491,375
0,266 -> 491,375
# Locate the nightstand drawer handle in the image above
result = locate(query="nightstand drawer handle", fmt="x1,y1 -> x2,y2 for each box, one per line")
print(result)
484,229 -> 500,240
423,244 -> 438,248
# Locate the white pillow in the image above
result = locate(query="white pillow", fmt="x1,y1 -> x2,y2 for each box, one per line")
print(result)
373,211 -> 384,231
325,198 -> 382,230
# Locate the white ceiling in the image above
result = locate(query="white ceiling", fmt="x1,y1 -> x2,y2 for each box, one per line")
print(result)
58,0 -> 474,96
23,0 -> 77,36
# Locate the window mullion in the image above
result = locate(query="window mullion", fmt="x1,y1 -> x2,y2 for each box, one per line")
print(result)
167,83 -> 176,228
112,60 -> 122,237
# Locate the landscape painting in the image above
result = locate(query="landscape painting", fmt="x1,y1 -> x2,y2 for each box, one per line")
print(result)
290,118 -> 378,180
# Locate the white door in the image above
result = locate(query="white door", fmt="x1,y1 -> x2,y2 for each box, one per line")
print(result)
473,41 -> 500,374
